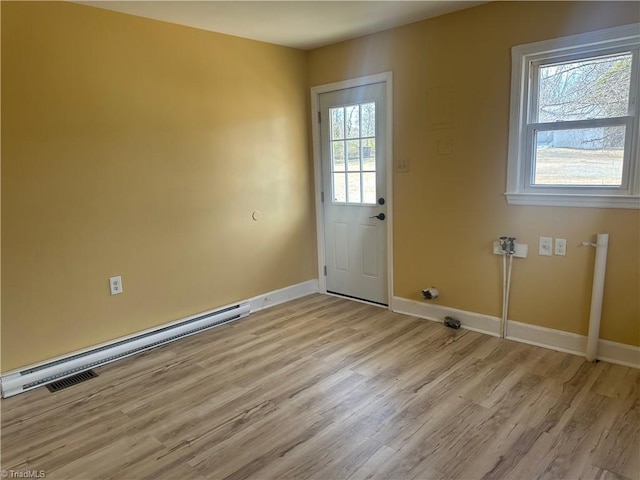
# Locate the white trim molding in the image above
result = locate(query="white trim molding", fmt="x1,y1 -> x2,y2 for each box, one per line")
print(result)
393,296 -> 640,369
310,72 -> 394,310
248,279 -> 319,312
505,192 -> 640,209
393,296 -> 502,337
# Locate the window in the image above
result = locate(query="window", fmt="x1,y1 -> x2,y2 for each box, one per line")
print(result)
506,24 -> 640,208
329,102 -> 377,204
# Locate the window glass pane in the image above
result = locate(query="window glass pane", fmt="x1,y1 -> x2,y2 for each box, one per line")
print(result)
362,172 -> 376,204
347,139 -> 360,171
345,105 -> 360,138
533,126 -> 625,186
332,141 -> 345,172
361,102 -> 375,137
362,138 -> 376,171
347,173 -> 361,203
330,107 -> 344,140
333,173 -> 346,202
537,53 -> 632,122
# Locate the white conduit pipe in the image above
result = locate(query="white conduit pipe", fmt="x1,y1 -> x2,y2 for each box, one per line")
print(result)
503,255 -> 514,338
584,233 -> 609,362
500,253 -> 514,339
499,237 -> 515,339
501,253 -> 507,338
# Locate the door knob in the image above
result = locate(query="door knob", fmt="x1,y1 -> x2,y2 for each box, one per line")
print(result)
369,213 -> 386,221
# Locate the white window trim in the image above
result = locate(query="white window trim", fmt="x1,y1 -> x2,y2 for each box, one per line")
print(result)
506,23 -> 640,209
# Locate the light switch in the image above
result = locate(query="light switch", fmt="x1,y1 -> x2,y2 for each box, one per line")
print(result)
539,237 -> 552,256
396,158 -> 409,173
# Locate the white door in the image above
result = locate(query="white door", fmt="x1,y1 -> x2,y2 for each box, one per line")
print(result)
320,82 -> 388,305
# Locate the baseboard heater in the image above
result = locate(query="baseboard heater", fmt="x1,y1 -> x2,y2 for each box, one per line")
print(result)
1,302 -> 250,398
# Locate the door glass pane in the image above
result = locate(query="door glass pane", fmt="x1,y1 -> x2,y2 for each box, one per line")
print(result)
362,172 -> 376,204
361,102 -> 375,137
332,141 -> 345,171
330,107 -> 345,140
537,53 -> 632,123
362,138 -> 376,171
333,173 -> 346,202
347,173 -> 361,203
329,101 -> 378,205
345,105 -> 360,138
533,126 -> 625,186
347,140 -> 360,171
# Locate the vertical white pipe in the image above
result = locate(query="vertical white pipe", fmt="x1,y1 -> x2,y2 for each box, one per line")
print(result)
586,233 -> 609,362
501,253 -> 507,338
504,255 -> 513,338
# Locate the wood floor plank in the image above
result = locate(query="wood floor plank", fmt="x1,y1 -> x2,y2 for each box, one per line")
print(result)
591,363 -> 639,400
2,294 -> 638,480
2,409 -> 134,472
456,420 -> 535,480
144,360 -> 359,450
345,444 -> 397,480
579,464 -> 635,480
432,373 -> 545,478
591,394 -> 640,480
369,398 -> 486,479
527,391 -> 614,480
47,434 -> 206,480
227,409 -> 387,480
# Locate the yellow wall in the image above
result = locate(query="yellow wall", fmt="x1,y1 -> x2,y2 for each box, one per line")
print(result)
2,1 -> 639,374
308,1 -> 640,346
1,2 -> 316,371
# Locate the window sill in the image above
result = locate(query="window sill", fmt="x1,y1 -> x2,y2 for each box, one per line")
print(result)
505,192 -> 640,209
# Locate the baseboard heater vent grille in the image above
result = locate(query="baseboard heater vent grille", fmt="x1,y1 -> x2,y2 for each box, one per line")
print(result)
1,302 -> 250,397
46,370 -> 98,393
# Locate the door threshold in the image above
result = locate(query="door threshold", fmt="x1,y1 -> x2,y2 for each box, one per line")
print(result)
326,291 -> 388,308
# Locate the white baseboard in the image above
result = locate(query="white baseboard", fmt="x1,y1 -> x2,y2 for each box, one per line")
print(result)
598,339 -> 640,368
249,279 -> 319,312
392,296 -> 502,337
393,297 -> 640,369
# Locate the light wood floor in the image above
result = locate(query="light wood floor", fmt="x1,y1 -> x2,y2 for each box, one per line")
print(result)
1,294 -> 638,480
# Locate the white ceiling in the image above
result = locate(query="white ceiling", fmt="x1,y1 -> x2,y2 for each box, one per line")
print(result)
77,1 -> 486,50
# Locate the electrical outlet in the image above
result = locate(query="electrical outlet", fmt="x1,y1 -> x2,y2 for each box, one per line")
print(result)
109,276 -> 123,295
539,237 -> 553,256
555,238 -> 567,256
493,241 -> 503,255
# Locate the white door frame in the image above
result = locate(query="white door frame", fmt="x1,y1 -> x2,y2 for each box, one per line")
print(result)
310,72 -> 394,310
